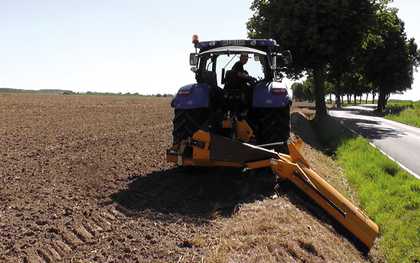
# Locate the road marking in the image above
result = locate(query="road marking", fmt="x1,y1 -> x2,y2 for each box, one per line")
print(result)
336,117 -> 420,179
367,142 -> 420,179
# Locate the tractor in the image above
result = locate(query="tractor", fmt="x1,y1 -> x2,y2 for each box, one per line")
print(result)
166,36 -> 379,249
170,37 -> 292,156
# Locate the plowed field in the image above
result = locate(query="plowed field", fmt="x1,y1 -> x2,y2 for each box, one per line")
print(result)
0,94 -> 379,262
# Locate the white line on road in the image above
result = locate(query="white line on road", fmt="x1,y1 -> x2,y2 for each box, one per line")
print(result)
334,113 -> 420,180
367,141 -> 420,179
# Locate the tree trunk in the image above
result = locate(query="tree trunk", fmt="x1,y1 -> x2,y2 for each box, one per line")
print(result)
359,95 -> 362,104
329,93 -> 332,104
365,93 -> 368,104
353,94 -> 357,105
377,90 -> 387,111
334,77 -> 342,109
385,94 -> 390,108
313,68 -> 327,117
335,92 -> 341,108
372,91 -> 376,104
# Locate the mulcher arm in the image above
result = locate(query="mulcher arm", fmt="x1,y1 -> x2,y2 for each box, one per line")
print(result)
271,140 -> 379,249
167,130 -> 379,249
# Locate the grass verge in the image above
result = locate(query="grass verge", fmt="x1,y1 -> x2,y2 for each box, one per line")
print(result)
314,116 -> 420,263
385,100 -> 420,128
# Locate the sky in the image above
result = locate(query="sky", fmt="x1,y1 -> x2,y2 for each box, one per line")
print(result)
0,0 -> 419,99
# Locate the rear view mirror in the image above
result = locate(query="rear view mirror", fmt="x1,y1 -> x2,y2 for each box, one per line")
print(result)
271,55 -> 277,70
189,53 -> 199,66
272,50 -> 293,70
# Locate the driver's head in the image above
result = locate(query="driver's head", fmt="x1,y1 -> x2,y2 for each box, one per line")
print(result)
240,53 -> 249,65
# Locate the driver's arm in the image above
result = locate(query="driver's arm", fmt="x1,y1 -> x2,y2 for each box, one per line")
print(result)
239,71 -> 257,82
237,71 -> 250,79
232,62 -> 255,82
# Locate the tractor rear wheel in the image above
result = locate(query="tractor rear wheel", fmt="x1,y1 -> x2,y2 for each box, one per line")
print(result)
172,108 -> 210,145
250,107 -> 291,153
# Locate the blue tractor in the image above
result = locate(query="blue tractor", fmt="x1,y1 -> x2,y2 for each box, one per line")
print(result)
169,36 -> 293,161
165,37 -> 380,250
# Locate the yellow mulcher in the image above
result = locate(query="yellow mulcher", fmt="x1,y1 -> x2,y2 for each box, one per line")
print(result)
167,130 -> 379,249
167,37 -> 379,249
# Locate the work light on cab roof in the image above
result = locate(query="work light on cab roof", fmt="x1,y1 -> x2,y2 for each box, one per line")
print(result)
192,34 -> 199,45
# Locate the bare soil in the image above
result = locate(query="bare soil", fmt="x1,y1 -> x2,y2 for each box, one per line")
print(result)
0,95 -> 380,262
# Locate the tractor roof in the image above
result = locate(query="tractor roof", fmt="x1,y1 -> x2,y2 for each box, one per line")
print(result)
199,46 -> 267,56
195,39 -> 279,53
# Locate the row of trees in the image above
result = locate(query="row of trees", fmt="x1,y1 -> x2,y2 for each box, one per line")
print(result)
291,78 -> 376,104
248,0 -> 419,116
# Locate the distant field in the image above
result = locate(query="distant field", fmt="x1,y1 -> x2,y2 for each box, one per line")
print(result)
0,87 -> 172,97
385,100 -> 420,128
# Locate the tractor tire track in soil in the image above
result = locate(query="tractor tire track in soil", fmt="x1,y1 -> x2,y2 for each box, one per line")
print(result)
0,95 -> 378,262
0,95 -> 261,262
24,208 -> 116,263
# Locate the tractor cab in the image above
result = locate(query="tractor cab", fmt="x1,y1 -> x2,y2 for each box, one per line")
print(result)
171,36 -> 293,152
188,37 -> 292,120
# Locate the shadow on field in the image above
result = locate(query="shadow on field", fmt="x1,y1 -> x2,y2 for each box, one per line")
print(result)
291,112 -> 353,154
111,167 -> 368,251
111,167 -> 276,218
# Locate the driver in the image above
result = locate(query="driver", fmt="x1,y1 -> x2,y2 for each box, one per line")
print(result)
231,53 -> 252,80
228,53 -> 255,110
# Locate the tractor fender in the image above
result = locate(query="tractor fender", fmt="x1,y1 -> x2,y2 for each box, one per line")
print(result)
252,81 -> 292,108
171,83 -> 210,109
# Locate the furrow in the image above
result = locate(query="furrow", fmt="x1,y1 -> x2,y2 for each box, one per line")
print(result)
73,224 -> 94,243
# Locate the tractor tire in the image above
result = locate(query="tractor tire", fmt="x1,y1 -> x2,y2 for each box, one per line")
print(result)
250,107 -> 291,153
172,108 -> 210,145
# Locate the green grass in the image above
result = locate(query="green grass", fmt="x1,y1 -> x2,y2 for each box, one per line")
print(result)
336,137 -> 420,263
385,100 -> 420,128
311,116 -> 420,262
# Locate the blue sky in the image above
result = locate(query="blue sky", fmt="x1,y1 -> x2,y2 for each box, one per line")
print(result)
0,0 -> 419,99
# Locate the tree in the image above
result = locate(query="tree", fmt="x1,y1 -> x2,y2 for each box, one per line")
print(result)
248,0 -> 375,118
291,82 -> 306,102
361,8 -> 420,110
327,63 -> 347,108
324,80 -> 335,104
291,80 -> 313,102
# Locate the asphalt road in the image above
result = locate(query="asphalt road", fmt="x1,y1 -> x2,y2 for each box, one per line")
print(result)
329,105 -> 420,179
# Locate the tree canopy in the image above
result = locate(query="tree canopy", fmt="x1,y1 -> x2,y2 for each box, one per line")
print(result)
248,0 -> 376,117
361,7 -> 419,110
248,0 -> 419,113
